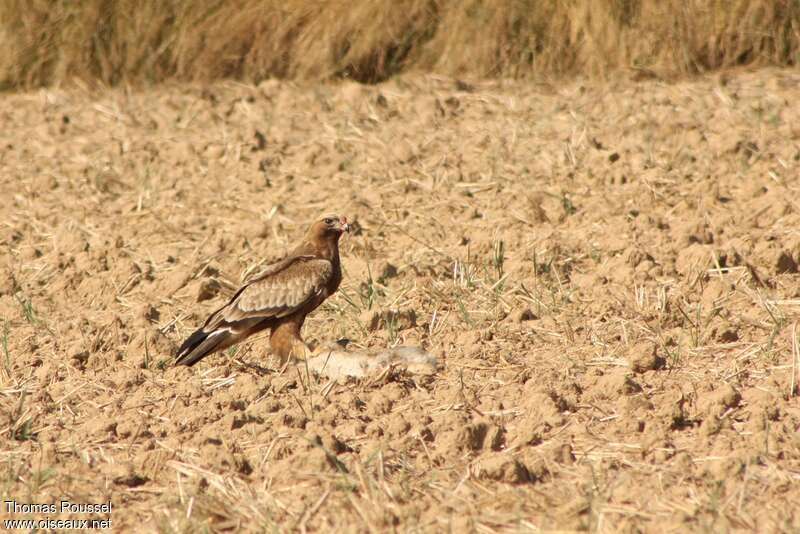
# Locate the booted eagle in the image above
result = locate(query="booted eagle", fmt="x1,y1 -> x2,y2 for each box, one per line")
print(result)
175,214 -> 350,366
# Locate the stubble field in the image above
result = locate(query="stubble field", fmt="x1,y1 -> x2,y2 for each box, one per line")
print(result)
2,68 -> 800,532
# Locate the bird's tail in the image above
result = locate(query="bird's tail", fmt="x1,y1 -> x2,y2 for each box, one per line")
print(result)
175,327 -> 231,366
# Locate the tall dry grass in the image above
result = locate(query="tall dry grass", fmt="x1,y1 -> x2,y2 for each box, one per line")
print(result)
1,0 -> 798,89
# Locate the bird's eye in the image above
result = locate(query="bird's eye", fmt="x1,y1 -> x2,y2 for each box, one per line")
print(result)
323,217 -> 334,225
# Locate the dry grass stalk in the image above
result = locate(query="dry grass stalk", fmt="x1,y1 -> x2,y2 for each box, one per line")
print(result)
1,0 -> 799,89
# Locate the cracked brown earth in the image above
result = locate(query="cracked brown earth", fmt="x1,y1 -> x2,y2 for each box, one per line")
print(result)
2,69 -> 800,531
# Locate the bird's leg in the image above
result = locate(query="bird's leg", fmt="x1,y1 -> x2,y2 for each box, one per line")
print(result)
270,320 -> 311,366
288,337 -> 313,361
272,342 -> 310,367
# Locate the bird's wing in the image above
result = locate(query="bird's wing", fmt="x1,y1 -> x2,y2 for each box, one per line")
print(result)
202,256 -> 333,331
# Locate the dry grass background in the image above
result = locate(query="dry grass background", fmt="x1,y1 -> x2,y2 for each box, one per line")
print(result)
1,0 -> 799,88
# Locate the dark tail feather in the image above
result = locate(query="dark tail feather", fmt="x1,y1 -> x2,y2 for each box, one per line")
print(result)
175,328 -> 230,366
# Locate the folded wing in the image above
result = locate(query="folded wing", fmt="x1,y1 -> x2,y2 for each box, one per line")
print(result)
204,256 -> 334,330
175,256 -> 333,366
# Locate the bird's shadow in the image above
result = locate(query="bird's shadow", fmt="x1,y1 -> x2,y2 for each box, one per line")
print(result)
232,359 -> 275,377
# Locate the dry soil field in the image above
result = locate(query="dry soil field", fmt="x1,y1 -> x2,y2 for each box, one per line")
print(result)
2,69 -> 800,532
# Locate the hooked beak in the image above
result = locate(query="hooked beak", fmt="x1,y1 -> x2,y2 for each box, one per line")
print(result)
338,216 -> 351,234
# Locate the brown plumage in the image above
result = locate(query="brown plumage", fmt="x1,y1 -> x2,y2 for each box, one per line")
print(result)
175,214 -> 350,367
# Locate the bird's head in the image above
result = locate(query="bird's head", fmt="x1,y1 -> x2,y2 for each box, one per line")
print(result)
307,214 -> 350,242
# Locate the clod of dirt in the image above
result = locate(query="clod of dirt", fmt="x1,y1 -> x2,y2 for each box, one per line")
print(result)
649,439 -> 677,464
81,417 -> 117,438
701,456 -> 747,481
377,261 -> 399,283
698,382 -> 742,422
712,383 -> 742,410
743,388 -> 782,427
701,278 -> 733,311
391,142 -> 417,164
509,392 -> 565,444
157,269 -> 189,296
475,454 -> 531,484
437,420 -> 504,452
627,342 -> 665,373
302,447 -> 348,474
114,473 -> 148,488
624,395 -> 655,417
699,414 -> 732,437
733,139 -> 759,159
463,422 -> 495,451
457,328 -> 493,344
0,268 -> 17,296
145,330 -> 177,358
362,308 -> 417,332
454,79 -> 475,92
551,443 -> 575,465
140,304 -> 160,323
197,278 -> 222,302
671,452 -> 694,473
514,308 -> 537,322
72,350 -> 89,370
589,371 -> 643,399
773,250 -> 798,274
661,393 -> 691,430
718,240 -> 746,265
526,194 -> 550,223
231,413 -> 263,430
253,130 -> 267,151
384,414 -> 411,437
678,220 -> 715,246
444,96 -> 460,111
279,408 -> 308,429
623,247 -> 654,268
717,327 -> 739,343
235,455 -> 253,476
304,430 -> 350,456
412,423 -> 434,442
675,243 -> 713,275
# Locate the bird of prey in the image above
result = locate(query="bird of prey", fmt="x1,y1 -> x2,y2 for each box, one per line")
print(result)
175,214 -> 350,367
